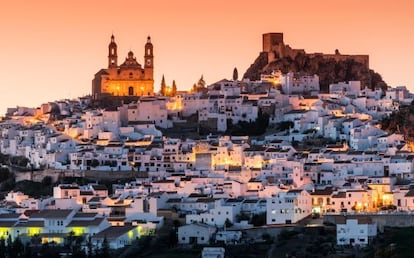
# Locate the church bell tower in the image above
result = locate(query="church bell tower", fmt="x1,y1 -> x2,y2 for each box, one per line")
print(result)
108,34 -> 118,68
144,36 -> 154,80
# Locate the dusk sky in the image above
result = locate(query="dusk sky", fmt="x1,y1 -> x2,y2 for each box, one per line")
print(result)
1,0 -> 413,115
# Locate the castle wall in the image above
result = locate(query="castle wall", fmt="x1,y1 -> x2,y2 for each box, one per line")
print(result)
262,32 -> 369,68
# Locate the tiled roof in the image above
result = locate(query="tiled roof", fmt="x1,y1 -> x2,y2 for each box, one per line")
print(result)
0,221 -> 17,227
73,212 -> 98,218
92,225 -> 136,239
91,184 -> 108,191
67,218 -> 105,227
332,192 -> 346,198
405,189 -> 414,197
0,213 -> 21,220
15,220 -> 45,227
29,209 -> 73,219
310,187 -> 334,196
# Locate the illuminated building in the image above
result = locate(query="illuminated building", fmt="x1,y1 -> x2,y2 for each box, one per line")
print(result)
92,35 -> 154,99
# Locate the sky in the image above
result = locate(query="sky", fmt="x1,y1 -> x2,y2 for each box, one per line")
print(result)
0,0 -> 413,115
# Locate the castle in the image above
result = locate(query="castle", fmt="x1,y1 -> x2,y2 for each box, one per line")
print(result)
262,33 -> 369,68
92,35 -> 154,99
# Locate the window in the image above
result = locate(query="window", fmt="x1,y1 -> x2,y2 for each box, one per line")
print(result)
128,87 -> 134,96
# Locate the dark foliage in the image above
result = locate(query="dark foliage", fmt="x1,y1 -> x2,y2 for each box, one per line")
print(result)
250,212 -> 266,227
13,180 -> 52,198
380,101 -> 414,142
226,110 -> 270,136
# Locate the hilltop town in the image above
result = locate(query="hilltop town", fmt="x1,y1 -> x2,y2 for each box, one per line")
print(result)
0,33 -> 413,257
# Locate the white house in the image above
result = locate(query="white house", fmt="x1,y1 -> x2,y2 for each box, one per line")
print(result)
329,81 -> 361,97
178,223 -> 217,245
336,218 -> 377,247
281,72 -> 320,95
126,98 -> 169,129
91,224 -> 143,249
266,189 -> 312,225
186,199 -> 242,227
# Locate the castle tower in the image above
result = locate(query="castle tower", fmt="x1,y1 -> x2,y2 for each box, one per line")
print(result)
144,36 -> 154,80
108,34 -> 118,68
262,33 -> 284,53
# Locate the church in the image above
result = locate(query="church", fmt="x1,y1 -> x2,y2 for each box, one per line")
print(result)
92,35 -> 154,99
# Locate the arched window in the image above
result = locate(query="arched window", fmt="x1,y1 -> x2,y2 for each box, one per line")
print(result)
129,72 -> 133,79
128,87 -> 134,96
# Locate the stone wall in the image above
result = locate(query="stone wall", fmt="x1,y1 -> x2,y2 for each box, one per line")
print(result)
324,213 -> 414,232
14,169 -> 148,183
262,32 -> 369,69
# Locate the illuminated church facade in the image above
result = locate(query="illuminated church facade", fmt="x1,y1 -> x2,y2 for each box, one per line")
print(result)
92,35 -> 154,99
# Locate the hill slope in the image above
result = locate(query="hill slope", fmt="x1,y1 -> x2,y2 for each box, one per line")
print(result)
244,48 -> 387,92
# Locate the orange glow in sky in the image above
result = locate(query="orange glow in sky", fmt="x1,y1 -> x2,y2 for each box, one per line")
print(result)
0,0 -> 413,114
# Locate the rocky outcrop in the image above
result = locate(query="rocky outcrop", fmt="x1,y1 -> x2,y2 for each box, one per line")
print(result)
244,51 -> 387,92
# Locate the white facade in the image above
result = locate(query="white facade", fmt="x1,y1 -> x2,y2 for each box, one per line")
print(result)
178,223 -> 216,245
266,189 -> 312,225
329,81 -> 361,96
337,219 -> 377,246
281,73 -> 319,95
127,98 -> 169,128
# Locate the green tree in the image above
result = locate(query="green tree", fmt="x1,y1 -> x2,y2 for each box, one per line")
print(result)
100,236 -> 110,258
10,236 -> 24,258
0,167 -> 11,182
86,235 -> 94,258
172,80 -> 177,96
233,67 -> 238,81
250,212 -> 266,226
160,75 -> 166,96
42,175 -> 53,186
225,218 -> 233,228
6,235 -> 12,256
23,242 -> 32,258
90,159 -> 100,168
38,242 -> 60,258
0,238 -> 6,258
71,236 -> 86,258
